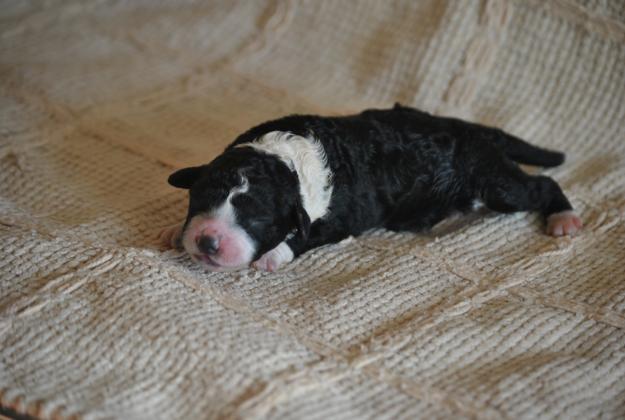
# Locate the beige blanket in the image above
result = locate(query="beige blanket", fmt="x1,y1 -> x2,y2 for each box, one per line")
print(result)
1,1 -> 624,418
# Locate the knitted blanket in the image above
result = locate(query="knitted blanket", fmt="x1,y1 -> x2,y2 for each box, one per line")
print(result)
1,1 -> 624,418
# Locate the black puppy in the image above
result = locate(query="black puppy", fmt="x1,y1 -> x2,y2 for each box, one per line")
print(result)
159,104 -> 582,271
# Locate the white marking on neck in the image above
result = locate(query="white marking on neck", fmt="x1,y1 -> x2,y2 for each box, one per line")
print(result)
237,131 -> 333,222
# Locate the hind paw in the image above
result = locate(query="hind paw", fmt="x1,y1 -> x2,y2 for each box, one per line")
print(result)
547,211 -> 583,237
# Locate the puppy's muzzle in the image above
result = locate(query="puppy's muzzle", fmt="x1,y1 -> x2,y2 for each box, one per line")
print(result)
197,235 -> 219,255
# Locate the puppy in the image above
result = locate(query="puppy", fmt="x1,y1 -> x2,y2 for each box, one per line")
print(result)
159,104 -> 582,272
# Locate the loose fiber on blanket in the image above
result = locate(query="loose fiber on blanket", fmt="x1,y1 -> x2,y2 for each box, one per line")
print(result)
1,1 -> 624,419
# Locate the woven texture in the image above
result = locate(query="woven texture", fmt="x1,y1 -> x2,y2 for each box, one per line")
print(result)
1,1 -> 625,419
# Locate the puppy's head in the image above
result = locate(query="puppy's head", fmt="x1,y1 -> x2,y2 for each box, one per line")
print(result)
168,148 -> 310,271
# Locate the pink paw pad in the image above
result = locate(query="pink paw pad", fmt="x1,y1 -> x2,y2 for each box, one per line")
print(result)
546,211 -> 583,237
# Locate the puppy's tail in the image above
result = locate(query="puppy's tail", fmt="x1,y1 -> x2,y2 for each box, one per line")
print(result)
495,132 -> 565,167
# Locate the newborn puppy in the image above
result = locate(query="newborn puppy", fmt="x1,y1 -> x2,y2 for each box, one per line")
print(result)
159,104 -> 582,272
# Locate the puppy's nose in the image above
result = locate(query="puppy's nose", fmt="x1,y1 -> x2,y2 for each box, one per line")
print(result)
197,235 -> 219,255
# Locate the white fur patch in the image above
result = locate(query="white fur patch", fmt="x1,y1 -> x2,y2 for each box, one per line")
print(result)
237,131 -> 333,222
471,199 -> 484,211
225,175 -> 250,204
200,175 -> 249,228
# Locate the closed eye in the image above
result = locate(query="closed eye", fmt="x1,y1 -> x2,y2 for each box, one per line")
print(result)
246,215 -> 273,228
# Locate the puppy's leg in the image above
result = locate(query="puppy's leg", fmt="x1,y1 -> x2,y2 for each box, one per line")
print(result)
158,223 -> 183,249
480,162 -> 582,236
252,221 -> 351,272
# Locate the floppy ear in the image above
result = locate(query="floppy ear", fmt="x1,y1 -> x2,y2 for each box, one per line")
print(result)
293,200 -> 311,241
168,166 -> 203,189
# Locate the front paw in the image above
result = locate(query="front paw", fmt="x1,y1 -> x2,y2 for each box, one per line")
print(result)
251,242 -> 294,272
158,224 -> 183,249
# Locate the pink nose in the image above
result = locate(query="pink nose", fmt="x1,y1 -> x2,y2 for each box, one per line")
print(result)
196,235 -> 219,255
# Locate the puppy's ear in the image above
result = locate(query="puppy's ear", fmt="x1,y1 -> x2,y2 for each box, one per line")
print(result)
293,200 -> 311,241
168,166 -> 203,189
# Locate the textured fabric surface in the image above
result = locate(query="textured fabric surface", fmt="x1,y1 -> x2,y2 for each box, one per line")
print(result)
1,1 -> 625,419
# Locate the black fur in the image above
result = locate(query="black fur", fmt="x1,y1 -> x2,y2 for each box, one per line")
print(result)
169,104 -> 573,261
